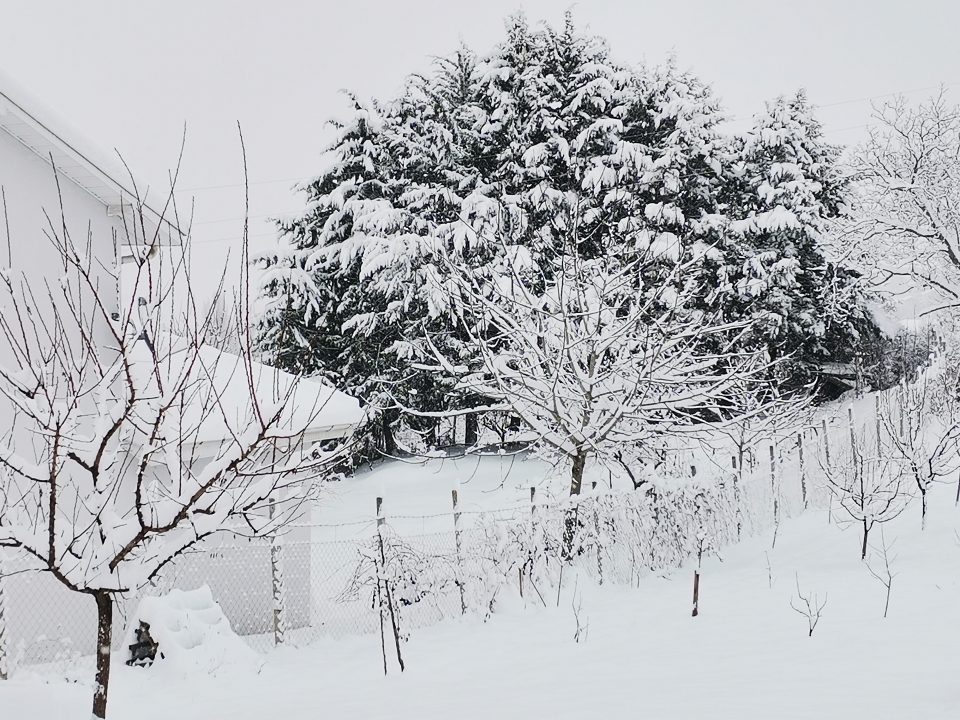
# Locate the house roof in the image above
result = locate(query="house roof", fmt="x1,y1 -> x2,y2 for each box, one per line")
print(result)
0,69 -> 179,241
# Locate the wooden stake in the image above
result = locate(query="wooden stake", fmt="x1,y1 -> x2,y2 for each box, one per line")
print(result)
822,417 -> 833,524
691,570 -> 700,617
452,489 -> 466,615
769,444 -> 779,531
875,394 -> 882,457
798,432 -> 808,509
0,556 -> 7,681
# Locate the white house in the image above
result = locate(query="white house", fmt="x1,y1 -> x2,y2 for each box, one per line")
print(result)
0,67 -> 361,446
0,71 -> 363,664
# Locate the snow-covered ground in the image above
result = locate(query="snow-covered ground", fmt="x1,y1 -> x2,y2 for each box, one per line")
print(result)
3,467 -> 958,719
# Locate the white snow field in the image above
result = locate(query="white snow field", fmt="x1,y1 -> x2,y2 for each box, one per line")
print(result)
2,463 -> 959,719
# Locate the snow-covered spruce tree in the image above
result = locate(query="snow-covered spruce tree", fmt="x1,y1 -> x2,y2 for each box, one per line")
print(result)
0,193 -> 349,717
256,14 -> 874,448
717,92 -> 880,390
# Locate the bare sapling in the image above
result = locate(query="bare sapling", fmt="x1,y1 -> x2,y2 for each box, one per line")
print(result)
571,576 -> 589,644
791,574 -> 827,637
865,528 -> 898,618
821,422 -> 907,560
880,368 -> 960,530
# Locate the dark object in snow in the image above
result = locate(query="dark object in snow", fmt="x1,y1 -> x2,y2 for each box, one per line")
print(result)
126,621 -> 160,667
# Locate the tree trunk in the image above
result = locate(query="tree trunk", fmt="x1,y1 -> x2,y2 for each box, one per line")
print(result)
569,451 -> 587,496
920,488 -> 928,531
691,570 -> 700,617
464,412 -> 478,447
563,451 -> 588,559
92,591 -> 113,719
381,411 -> 396,455
861,519 -> 869,561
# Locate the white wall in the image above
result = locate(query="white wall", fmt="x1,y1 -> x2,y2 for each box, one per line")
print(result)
0,128 -> 124,374
0,131 -> 121,299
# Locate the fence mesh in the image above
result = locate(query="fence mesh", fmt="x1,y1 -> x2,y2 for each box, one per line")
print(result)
0,381 -> 918,672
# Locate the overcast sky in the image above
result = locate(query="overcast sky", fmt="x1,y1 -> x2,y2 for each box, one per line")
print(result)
1,0 -> 959,280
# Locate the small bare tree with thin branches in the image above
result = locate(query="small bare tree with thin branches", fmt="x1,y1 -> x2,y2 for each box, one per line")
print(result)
879,369 -> 960,530
820,424 -> 908,560
791,574 -> 827,637
0,159 -> 354,717
866,528 -> 898,618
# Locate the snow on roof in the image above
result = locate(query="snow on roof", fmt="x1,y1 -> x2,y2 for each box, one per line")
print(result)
129,335 -> 364,449
0,68 -> 179,241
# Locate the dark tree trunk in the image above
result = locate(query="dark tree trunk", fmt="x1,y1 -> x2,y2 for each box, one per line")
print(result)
569,451 -> 587,497
920,488 -> 928,531
563,451 -> 588,559
861,519 -> 869,561
691,570 -> 700,617
381,411 -> 396,455
92,591 -> 113,719
464,413 -> 478,447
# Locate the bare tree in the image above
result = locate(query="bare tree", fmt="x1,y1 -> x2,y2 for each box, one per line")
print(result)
430,208 -> 773,505
879,369 -> 959,529
846,92 -> 960,311
0,169 -> 353,716
791,574 -> 827,637
820,424 -> 908,559
866,528 -> 898,618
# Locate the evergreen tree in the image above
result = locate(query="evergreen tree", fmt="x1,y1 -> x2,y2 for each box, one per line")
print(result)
719,92 -> 875,387
256,16 -> 877,446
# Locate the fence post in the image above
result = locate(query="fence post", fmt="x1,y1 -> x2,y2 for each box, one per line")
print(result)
847,406 -> 857,454
0,555 -> 7,680
847,406 -> 860,496
899,377 -> 906,438
521,488 -> 536,597
269,503 -> 286,647
797,432 -> 808,510
591,481 -> 603,585
691,569 -> 700,617
769,444 -> 779,536
822,417 -> 833,524
451,489 -> 466,615
875,394 -> 882,457
731,455 -> 742,539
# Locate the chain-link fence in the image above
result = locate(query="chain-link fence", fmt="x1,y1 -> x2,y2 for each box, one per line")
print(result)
0,379 -> 921,673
